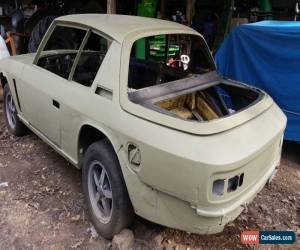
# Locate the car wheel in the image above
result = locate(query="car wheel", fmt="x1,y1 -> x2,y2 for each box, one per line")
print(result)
3,84 -> 28,137
28,16 -> 56,53
82,139 -> 134,239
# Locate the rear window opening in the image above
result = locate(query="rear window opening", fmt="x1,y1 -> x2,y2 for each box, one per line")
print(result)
128,34 -> 215,90
128,34 -> 263,122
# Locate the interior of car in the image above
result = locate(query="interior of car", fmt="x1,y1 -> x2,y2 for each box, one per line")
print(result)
37,53 -> 77,79
36,25 -> 109,86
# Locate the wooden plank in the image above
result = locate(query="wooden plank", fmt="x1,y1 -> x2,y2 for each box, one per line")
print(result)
196,93 -> 219,120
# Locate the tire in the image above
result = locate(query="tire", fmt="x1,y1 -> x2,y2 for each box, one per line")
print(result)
25,9 -> 58,34
3,84 -> 28,137
82,139 -> 134,239
28,16 -> 56,53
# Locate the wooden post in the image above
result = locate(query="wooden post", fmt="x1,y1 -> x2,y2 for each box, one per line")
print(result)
5,32 -> 16,56
107,0 -> 116,14
186,0 -> 193,25
160,0 -> 165,19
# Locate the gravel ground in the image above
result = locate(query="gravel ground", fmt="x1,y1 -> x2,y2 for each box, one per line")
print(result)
0,94 -> 299,250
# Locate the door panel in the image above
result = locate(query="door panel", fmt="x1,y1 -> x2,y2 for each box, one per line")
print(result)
19,65 -> 63,146
16,24 -> 88,147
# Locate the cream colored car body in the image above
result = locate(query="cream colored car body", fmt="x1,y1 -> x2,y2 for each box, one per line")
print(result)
0,15 -> 286,234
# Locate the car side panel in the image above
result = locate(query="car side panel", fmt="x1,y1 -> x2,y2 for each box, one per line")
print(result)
59,41 -> 122,163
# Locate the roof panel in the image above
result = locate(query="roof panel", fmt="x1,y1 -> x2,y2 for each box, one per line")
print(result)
56,14 -> 196,42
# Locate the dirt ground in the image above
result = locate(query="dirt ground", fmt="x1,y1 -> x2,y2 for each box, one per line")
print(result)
0,95 -> 299,250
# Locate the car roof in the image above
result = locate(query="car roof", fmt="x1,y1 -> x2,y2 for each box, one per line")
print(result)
56,14 -> 197,43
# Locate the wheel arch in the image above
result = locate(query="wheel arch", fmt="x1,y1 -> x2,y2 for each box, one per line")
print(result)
0,72 -> 9,89
77,124 -> 121,169
76,123 -> 140,217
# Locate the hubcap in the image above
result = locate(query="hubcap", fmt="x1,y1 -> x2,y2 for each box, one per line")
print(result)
5,92 -> 17,129
88,161 -> 113,223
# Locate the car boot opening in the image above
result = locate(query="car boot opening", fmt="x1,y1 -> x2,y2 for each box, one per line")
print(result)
154,83 -> 260,121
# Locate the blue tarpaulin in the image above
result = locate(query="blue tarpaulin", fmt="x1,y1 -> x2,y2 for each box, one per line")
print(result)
215,21 -> 300,141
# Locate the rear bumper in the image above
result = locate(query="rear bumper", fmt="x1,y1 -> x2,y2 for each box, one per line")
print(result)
197,132 -> 283,218
143,135 -> 281,235
196,161 -> 278,218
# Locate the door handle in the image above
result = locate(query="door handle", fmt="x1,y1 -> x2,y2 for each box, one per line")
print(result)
52,100 -> 60,109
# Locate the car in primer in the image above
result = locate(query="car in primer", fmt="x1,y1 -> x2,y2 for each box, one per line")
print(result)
0,14 -> 287,239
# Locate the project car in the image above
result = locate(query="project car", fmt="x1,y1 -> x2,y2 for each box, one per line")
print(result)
0,14 -> 286,239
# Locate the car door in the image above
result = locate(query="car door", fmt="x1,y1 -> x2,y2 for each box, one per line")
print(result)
18,24 -> 87,146
57,30 -> 113,159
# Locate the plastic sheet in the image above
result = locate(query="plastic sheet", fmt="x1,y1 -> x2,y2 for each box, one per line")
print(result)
215,21 -> 300,141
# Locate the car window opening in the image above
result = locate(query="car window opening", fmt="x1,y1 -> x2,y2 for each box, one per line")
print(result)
128,34 -> 262,122
37,26 -> 87,80
73,32 -> 110,87
37,25 -> 110,86
128,34 -> 214,90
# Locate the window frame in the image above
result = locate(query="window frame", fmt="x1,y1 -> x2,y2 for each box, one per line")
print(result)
69,29 -> 112,85
33,21 -> 113,86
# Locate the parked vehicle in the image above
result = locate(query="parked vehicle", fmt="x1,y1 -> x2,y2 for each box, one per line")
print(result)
0,15 -> 286,239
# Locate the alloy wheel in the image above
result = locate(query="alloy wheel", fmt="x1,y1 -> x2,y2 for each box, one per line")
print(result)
88,161 -> 113,224
5,92 -> 17,129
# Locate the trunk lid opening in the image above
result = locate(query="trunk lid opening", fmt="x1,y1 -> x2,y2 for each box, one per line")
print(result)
154,83 -> 261,121
128,72 -> 263,122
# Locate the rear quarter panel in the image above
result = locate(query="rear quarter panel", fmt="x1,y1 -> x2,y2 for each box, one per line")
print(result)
112,103 -> 286,205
